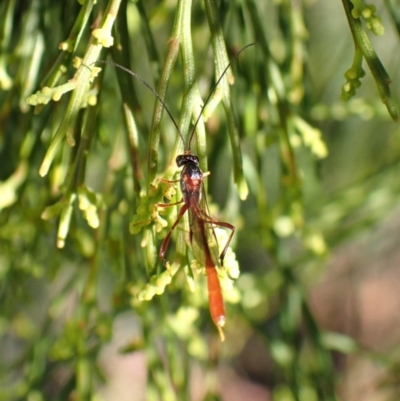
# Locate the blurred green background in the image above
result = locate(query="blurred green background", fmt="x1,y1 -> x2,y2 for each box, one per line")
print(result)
1,0 -> 400,400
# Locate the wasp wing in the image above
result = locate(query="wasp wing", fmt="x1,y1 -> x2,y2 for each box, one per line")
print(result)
188,184 -> 220,268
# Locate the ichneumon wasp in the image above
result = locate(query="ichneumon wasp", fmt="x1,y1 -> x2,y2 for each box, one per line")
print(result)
99,43 -> 254,341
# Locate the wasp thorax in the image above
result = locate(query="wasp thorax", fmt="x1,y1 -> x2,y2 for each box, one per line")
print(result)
176,153 -> 199,167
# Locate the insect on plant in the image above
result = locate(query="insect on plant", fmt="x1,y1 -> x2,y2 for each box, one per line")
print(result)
103,43 -> 254,341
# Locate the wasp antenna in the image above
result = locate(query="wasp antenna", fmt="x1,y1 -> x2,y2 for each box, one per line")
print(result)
93,60 -> 185,147
187,43 -> 256,149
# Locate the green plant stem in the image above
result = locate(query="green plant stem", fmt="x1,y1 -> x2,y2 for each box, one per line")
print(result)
39,0 -> 96,92
112,0 -> 147,195
288,1 -> 306,104
146,38 -> 180,193
0,0 -> 16,89
246,0 -> 300,200
301,301 -> 337,401
20,31 -> 44,112
385,0 -> 400,37
38,0 -> 122,177
39,75 -> 87,177
75,91 -> 100,187
136,0 -> 161,81
204,0 -> 249,199
0,0 -> 15,52
342,0 -> 398,121
177,0 -> 205,162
